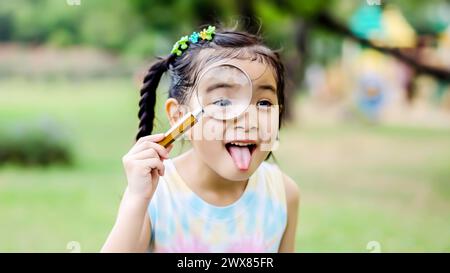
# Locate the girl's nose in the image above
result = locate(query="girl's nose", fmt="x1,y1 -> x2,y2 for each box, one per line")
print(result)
233,105 -> 258,132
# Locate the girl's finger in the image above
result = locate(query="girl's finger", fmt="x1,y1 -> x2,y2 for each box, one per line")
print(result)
150,168 -> 160,183
136,133 -> 165,144
137,158 -> 165,175
130,148 -> 159,160
131,133 -> 164,154
130,141 -> 169,159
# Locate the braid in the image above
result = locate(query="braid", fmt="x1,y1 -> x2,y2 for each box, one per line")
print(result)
136,56 -> 173,141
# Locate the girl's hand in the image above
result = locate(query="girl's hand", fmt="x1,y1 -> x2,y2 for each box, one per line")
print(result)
122,134 -> 172,201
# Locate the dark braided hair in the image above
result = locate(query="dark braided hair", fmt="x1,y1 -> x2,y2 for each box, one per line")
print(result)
136,26 -> 286,142
136,55 -> 175,140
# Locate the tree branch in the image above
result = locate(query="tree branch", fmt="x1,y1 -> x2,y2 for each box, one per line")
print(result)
313,12 -> 450,82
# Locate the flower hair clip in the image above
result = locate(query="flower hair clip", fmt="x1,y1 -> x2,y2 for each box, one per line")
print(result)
171,25 -> 216,56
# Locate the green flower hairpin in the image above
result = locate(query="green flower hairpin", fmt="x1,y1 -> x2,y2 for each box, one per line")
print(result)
171,36 -> 188,56
171,25 -> 216,56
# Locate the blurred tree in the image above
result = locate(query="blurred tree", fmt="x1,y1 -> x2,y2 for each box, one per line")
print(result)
0,0 -> 448,114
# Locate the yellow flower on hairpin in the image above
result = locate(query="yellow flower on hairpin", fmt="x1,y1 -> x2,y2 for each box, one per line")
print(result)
199,30 -> 208,40
199,25 -> 215,41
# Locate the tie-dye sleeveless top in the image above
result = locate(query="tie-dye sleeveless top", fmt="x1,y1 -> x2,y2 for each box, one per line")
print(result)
147,159 -> 287,253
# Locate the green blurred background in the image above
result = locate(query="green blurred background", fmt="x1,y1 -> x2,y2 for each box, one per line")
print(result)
0,0 -> 449,252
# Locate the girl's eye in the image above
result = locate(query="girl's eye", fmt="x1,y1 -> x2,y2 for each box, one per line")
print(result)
256,100 -> 273,108
213,98 -> 232,107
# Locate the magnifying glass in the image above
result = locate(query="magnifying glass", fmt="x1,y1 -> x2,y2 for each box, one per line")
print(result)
157,63 -> 253,148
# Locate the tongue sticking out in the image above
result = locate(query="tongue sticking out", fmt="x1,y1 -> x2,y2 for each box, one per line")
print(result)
227,145 -> 252,171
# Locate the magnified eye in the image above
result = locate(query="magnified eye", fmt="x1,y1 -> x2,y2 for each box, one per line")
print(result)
213,98 -> 232,107
257,100 -> 273,108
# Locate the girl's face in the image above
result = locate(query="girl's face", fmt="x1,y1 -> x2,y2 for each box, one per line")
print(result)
185,58 -> 280,181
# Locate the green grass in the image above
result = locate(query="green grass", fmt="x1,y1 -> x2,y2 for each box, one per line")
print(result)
277,122 -> 450,252
1,78 -> 450,252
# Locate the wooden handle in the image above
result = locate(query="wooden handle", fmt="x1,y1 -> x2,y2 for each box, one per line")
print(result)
157,112 -> 198,148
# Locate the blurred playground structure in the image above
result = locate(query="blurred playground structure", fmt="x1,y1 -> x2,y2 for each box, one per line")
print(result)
302,4 -> 450,127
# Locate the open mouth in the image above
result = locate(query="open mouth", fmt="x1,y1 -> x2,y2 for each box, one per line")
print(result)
225,141 -> 257,171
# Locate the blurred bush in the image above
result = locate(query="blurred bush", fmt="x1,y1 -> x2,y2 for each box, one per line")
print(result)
0,117 -> 73,166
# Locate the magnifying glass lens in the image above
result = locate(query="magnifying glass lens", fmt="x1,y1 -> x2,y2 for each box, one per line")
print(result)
196,64 -> 252,120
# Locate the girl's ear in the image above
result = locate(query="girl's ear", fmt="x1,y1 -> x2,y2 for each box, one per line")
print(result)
165,98 -> 186,126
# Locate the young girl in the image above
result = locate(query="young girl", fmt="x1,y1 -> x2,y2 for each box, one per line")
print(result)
101,25 -> 300,253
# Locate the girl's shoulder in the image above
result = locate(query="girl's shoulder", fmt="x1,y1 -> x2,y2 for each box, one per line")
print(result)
257,161 -> 285,185
256,161 -> 286,203
258,161 -> 300,209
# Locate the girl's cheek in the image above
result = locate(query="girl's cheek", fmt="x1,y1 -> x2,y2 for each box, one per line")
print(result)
258,109 -> 279,152
189,117 -> 226,142
189,119 -> 226,161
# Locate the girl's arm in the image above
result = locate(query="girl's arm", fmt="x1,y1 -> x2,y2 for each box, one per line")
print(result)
101,188 -> 150,252
101,134 -> 171,253
278,173 -> 300,253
